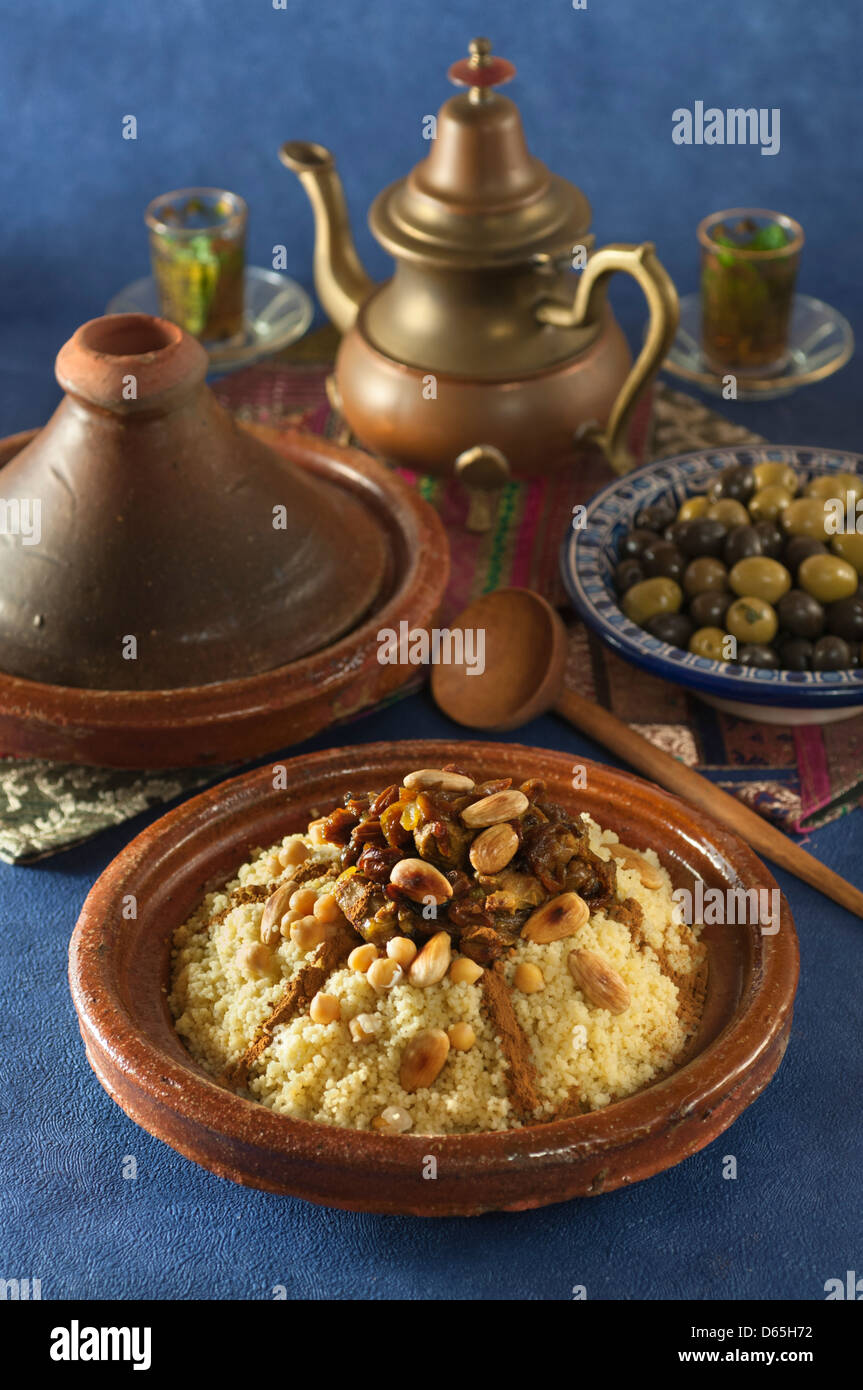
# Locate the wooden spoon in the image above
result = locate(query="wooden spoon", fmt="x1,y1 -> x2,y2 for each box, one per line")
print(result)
431,587 -> 863,920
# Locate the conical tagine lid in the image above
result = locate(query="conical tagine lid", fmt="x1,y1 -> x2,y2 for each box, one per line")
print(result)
0,314 -> 387,690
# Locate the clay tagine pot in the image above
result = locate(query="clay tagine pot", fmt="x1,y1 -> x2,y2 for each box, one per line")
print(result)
0,313 -> 387,690
281,36 -> 679,482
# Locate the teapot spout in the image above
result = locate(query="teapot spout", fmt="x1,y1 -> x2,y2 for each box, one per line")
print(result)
279,141 -> 373,333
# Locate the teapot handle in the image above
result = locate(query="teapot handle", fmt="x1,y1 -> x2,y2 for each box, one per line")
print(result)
536,243 -> 679,475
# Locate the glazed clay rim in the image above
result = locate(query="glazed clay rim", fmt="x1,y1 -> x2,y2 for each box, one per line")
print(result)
0,427 -> 445,726
69,740 -> 799,1209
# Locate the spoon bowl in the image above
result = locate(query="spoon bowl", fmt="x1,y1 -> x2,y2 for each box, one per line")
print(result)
432,588 -> 567,729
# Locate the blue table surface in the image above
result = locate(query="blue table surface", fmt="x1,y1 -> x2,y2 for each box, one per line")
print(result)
1,0 -> 862,1302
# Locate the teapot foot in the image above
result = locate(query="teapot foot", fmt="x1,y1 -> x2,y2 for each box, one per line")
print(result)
455,445 -> 510,533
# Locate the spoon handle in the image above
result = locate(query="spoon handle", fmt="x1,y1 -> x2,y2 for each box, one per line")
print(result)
555,688 -> 863,920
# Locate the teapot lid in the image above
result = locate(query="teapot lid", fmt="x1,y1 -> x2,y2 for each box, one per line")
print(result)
369,38 -> 591,269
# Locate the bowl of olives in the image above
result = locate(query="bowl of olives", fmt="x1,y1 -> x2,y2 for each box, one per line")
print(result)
561,446 -> 863,724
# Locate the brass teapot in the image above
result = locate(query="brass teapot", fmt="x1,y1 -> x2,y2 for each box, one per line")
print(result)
281,38 -> 678,490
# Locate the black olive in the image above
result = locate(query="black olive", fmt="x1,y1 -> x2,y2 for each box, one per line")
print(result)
619,527 -> 660,559
784,535 -> 827,575
776,589 -> 825,640
641,541 -> 686,582
708,464 -> 757,503
779,638 -> 814,671
615,558 -> 645,593
689,589 -> 732,627
738,643 -> 781,669
825,595 -> 863,643
664,520 -> 694,547
753,520 -> 785,559
812,636 -> 853,671
723,524 -> 763,568
679,518 -> 728,558
635,501 -> 677,532
645,612 -> 694,648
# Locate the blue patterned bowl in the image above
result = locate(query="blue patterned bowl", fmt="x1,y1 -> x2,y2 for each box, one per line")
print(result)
561,446 -> 863,725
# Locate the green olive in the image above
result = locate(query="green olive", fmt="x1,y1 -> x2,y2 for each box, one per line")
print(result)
798,553 -> 859,604
706,498 -> 750,529
728,556 -> 791,604
830,533 -> 863,576
677,495 -> 709,522
752,460 -> 798,493
622,576 -> 683,625
688,626 -> 730,661
781,496 -> 833,539
748,485 -> 794,522
805,472 -> 862,505
683,556 -> 728,596
725,596 -> 778,645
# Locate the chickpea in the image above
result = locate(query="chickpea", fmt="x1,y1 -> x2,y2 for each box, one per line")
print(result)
447,1023 -> 476,1051
307,818 -> 328,846
349,1012 -> 381,1043
387,936 -> 418,969
513,962 -> 545,994
348,943 -> 379,974
309,992 -> 341,1025
372,1105 -> 412,1134
279,839 -> 308,867
290,915 -> 327,951
236,942 -> 272,979
449,957 -> 484,985
289,887 -> 318,915
366,957 -> 403,992
313,892 -> 342,923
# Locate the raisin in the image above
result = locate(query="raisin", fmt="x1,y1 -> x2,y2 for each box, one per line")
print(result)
357,845 -> 403,882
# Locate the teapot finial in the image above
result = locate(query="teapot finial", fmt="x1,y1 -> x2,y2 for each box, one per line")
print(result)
448,37 -> 515,102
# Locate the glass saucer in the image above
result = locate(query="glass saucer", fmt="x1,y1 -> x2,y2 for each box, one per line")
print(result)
662,292 -> 854,400
106,267 -> 313,373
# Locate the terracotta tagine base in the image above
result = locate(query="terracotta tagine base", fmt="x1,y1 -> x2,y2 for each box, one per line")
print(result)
69,740 -> 799,1214
0,428 -> 448,767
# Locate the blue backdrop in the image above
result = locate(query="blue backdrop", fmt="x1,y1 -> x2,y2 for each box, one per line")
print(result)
1,0 -> 862,1303
1,0 -> 862,440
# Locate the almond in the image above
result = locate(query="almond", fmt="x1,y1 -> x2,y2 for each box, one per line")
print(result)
399,1028 -> 450,1091
567,949 -> 631,1014
403,768 -> 476,792
408,930 -> 452,987
521,891 -> 589,943
259,881 -> 295,946
461,789 -> 529,828
469,822 -> 519,875
609,844 -> 664,890
390,857 -> 453,905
